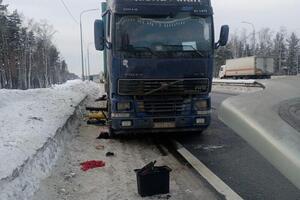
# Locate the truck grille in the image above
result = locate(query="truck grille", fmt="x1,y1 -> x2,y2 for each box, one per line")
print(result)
118,79 -> 209,96
137,98 -> 191,116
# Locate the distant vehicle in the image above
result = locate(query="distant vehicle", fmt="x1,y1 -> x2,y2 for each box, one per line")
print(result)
94,0 -> 229,135
89,74 -> 101,83
219,56 -> 274,79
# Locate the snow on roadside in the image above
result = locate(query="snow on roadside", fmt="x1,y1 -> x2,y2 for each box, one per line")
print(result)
0,80 -> 102,199
213,78 -> 257,84
212,78 -> 263,94
212,84 -> 263,94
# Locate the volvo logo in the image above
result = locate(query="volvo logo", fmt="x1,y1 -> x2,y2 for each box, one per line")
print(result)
195,85 -> 206,91
160,82 -> 169,89
161,82 -> 168,87
123,59 -> 129,68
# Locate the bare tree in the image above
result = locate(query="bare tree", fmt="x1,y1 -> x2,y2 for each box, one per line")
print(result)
256,28 -> 274,57
0,1 -> 78,89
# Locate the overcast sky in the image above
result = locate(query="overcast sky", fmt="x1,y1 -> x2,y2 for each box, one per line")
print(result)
3,0 -> 300,76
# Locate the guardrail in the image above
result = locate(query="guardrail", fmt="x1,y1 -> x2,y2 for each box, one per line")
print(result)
213,79 -> 265,88
218,77 -> 300,189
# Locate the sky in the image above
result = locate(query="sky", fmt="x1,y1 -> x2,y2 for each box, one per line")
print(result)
3,0 -> 300,76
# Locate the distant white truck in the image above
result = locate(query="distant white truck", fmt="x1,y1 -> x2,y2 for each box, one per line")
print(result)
219,56 -> 274,79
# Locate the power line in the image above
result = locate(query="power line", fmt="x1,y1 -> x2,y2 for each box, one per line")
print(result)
59,0 -> 79,24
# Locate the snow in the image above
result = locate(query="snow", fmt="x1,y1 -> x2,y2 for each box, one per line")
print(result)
212,78 -> 265,94
32,126 -> 218,200
0,80 -> 102,199
213,78 -> 257,84
212,84 -> 263,94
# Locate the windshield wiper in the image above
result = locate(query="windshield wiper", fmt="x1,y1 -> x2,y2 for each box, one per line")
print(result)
160,44 -> 205,57
126,46 -> 157,57
145,79 -> 184,96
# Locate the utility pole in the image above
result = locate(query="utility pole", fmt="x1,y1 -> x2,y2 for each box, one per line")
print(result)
242,21 -> 256,55
84,58 -> 88,81
87,42 -> 94,80
80,9 -> 99,81
87,47 -> 90,80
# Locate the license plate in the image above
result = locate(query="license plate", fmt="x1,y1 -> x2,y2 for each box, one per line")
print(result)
154,122 -> 176,129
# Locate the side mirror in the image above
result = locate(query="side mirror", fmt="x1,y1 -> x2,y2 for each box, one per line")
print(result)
94,19 -> 105,51
215,25 -> 229,49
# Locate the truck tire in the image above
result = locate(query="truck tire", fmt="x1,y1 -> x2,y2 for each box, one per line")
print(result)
108,127 -> 115,138
106,98 -> 115,138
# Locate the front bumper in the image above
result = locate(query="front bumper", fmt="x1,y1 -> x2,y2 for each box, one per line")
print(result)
111,115 -> 211,134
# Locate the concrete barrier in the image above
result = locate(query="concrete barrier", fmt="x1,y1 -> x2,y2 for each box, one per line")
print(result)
218,77 -> 300,189
213,79 -> 263,88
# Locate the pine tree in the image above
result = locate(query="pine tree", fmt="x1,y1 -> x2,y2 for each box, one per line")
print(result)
286,33 -> 300,75
0,1 -> 77,89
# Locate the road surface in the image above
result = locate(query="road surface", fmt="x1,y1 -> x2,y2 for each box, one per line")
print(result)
175,92 -> 300,200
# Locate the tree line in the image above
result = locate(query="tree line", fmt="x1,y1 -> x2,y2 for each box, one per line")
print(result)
215,27 -> 300,77
0,0 -> 78,89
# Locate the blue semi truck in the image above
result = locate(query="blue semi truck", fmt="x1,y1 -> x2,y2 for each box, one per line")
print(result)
94,0 -> 229,135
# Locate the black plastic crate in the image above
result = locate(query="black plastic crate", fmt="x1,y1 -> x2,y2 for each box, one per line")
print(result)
135,162 -> 172,197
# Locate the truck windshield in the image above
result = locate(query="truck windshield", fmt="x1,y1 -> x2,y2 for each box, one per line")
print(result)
115,13 -> 213,58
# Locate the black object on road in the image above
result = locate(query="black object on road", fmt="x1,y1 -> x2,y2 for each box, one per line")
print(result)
106,152 -> 115,157
86,106 -> 107,112
95,94 -> 107,101
87,120 -> 106,126
135,161 -> 172,197
97,132 -> 110,140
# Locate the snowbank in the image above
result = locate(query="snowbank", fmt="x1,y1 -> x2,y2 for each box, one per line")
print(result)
212,84 -> 263,94
0,80 -> 102,199
213,78 -> 257,84
212,79 -> 263,94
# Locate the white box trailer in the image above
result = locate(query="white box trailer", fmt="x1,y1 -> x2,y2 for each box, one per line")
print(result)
219,56 -> 274,79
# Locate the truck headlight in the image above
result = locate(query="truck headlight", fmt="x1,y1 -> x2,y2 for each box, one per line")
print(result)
121,120 -> 132,127
117,102 -> 131,111
196,118 -> 206,124
111,113 -> 130,118
195,100 -> 208,110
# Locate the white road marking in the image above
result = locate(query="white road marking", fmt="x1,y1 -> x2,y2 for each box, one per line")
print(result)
173,140 -> 243,200
194,144 -> 225,151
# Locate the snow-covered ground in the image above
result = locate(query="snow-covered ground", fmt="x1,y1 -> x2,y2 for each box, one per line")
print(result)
32,125 -> 219,200
212,84 -> 263,94
212,78 -> 263,94
213,78 -> 257,84
212,76 -> 299,94
0,80 -> 102,200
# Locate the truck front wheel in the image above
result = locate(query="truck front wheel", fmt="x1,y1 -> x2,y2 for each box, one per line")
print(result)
108,127 -> 115,138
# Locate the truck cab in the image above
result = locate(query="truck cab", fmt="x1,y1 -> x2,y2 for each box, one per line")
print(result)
219,65 -> 226,79
94,0 -> 229,135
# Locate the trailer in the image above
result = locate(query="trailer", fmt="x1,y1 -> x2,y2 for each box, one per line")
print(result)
219,56 -> 274,79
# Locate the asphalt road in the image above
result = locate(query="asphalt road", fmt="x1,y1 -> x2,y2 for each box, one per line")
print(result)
176,92 -> 300,200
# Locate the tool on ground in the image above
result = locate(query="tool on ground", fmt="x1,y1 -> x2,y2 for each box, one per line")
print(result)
135,161 -> 172,197
95,144 -> 105,150
97,132 -> 110,139
106,152 -> 115,157
95,94 -> 107,101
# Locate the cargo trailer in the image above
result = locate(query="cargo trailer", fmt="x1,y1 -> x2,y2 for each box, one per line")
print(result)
219,56 -> 274,79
